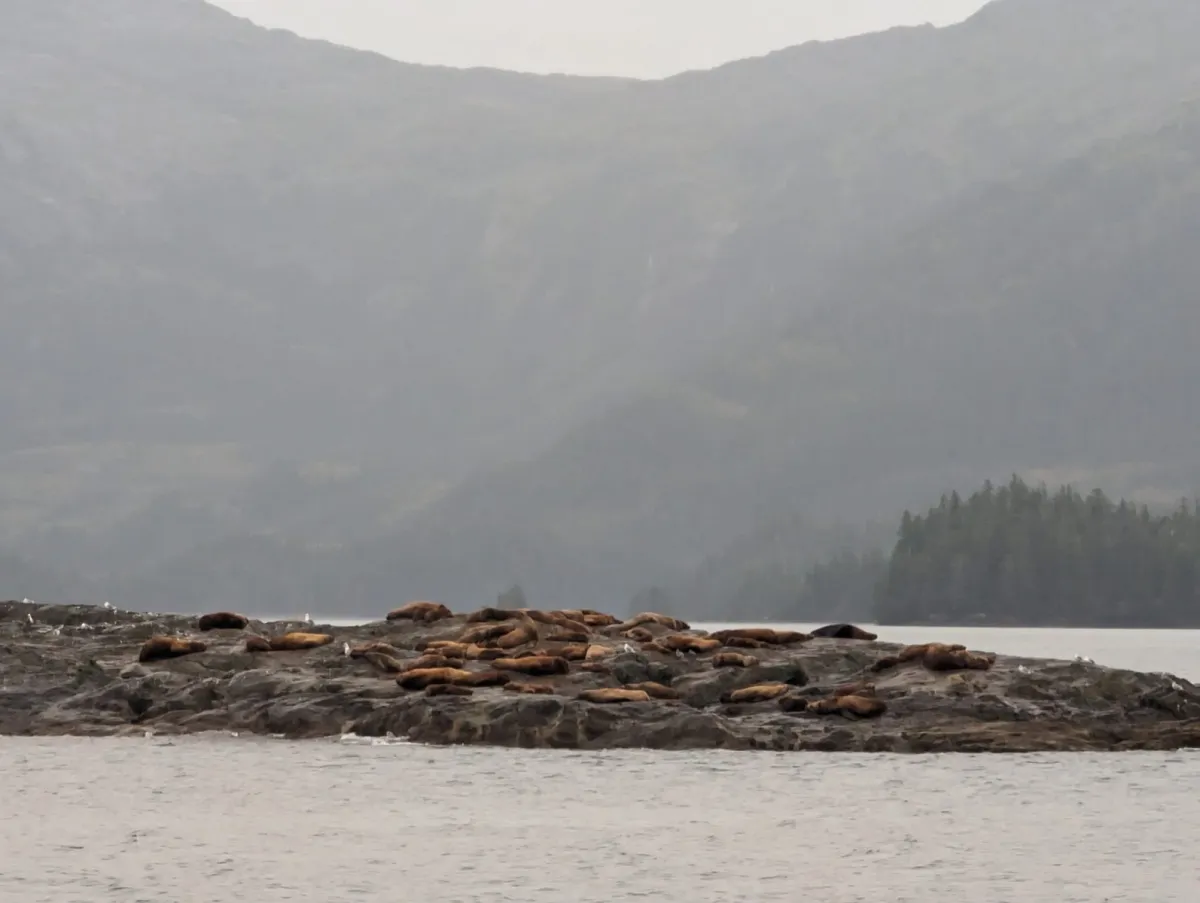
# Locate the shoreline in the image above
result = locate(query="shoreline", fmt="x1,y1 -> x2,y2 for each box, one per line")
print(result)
4,600 -> 1200,752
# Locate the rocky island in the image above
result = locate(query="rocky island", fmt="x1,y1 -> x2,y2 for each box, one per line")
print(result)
3,599 -> 1199,752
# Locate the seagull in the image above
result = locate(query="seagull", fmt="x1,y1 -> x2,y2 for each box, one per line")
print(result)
102,601 -> 112,610
22,597 -> 33,605
304,613 -> 313,625
1017,665 -> 1031,675
342,642 -> 351,657
26,613 -> 33,624
1074,655 -> 1094,664
621,643 -> 635,654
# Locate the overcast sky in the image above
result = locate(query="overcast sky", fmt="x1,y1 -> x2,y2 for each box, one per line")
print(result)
212,0 -> 990,78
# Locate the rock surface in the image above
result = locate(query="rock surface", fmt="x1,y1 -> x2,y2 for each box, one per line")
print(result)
3,600 -> 1200,752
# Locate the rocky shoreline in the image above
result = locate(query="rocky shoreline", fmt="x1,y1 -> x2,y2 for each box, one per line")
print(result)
3,599 -> 1200,752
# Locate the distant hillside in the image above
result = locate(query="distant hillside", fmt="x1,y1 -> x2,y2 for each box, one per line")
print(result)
3,0 -> 1200,614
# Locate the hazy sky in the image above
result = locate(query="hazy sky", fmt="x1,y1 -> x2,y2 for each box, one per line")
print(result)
212,0 -> 990,78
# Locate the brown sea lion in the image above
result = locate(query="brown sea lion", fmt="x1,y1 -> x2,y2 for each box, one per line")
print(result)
522,610 -> 590,633
196,611 -> 250,631
579,688 -> 651,704
924,648 -> 996,672
620,627 -> 656,643
417,640 -> 472,657
268,632 -> 334,652
400,654 -> 466,672
138,636 -> 207,663
581,612 -> 619,628
425,684 -> 473,697
503,682 -> 555,695
491,613 -> 540,649
554,643 -> 592,662
709,628 -> 808,646
721,636 -> 765,649
348,641 -> 402,659
397,668 -> 512,690
458,623 -> 513,645
657,634 -> 722,654
626,681 -> 680,700
711,651 -> 759,668
470,647 -> 510,661
361,652 -> 408,674
244,635 -> 272,653
871,642 -> 966,672
492,655 -> 569,676
832,680 -> 877,697
723,683 -> 792,704
809,623 -> 878,641
465,607 -> 520,623
808,694 -> 887,718
584,644 -> 615,661
579,662 -> 611,674
545,628 -> 591,644
618,612 -> 690,632
386,601 -> 453,623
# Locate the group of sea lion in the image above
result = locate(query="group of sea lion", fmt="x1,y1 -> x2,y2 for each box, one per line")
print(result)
134,603 -> 996,719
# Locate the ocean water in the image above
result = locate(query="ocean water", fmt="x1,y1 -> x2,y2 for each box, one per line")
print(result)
4,626 -> 1199,902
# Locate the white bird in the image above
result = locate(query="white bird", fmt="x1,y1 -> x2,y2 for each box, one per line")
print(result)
22,598 -> 33,605
1017,665 -> 1031,675
304,613 -> 313,624
342,642 -> 351,657
1074,655 -> 1094,664
26,613 -> 33,624
621,643 -> 635,654
102,601 -> 112,610
51,627 -> 61,636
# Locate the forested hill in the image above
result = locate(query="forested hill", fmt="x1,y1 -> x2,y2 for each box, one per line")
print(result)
4,0 -> 1200,616
878,478 -> 1200,628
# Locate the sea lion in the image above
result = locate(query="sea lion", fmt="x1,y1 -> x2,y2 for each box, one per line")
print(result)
491,613 -> 540,649
554,643 -> 592,662
620,627 -> 656,643
348,641 -> 402,659
417,640 -> 472,657
584,644 -> 614,661
579,662 -> 611,674
721,636 -> 765,649
807,695 -> 887,718
465,607 -> 520,623
492,655 -> 569,676
809,623 -> 878,641
361,651 -> 408,674
268,632 -> 334,652
385,601 -> 453,623
400,654 -> 466,672
581,612 -> 619,628
709,628 -> 808,646
545,628 -> 591,644
832,680 -> 877,697
503,682 -> 555,695
244,636 -> 272,653
923,648 -> 995,672
138,636 -> 207,663
871,642 -> 966,672
397,668 -> 511,690
522,610 -> 590,633
425,684 -> 473,697
618,612 -> 690,632
626,681 -> 679,700
711,651 -> 759,668
458,623 -> 513,645
722,683 -> 792,704
196,611 -> 250,631
579,688 -> 651,704
658,634 -> 722,654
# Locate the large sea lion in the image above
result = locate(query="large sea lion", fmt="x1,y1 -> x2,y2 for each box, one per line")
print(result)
923,648 -> 995,672
711,651 -> 759,669
722,683 -> 792,704
458,623 -> 513,645
626,681 -> 680,700
244,636 -> 272,653
397,668 -> 510,690
465,607 -> 520,623
386,601 -> 453,623
584,644 -> 615,661
545,628 -> 591,644
196,611 -> 250,631
268,632 -> 334,652
618,612 -> 690,632
581,612 -> 619,628
809,624 -> 878,641
400,654 -> 466,672
720,636 -> 765,649
579,688 -> 651,704
807,695 -> 887,718
361,651 -> 409,674
138,636 -> 207,663
709,628 -> 808,646
620,627 -> 656,643
522,610 -> 590,633
492,655 -> 569,676
491,613 -> 540,649
871,642 -> 966,672
348,641 -> 402,659
657,634 -> 722,654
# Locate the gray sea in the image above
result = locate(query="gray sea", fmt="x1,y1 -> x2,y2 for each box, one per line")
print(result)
4,624 -> 1200,902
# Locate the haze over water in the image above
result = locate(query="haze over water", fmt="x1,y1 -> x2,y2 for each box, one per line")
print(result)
4,626 -> 1200,902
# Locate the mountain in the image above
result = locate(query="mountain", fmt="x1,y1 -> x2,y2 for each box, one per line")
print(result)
3,0 -> 1200,614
